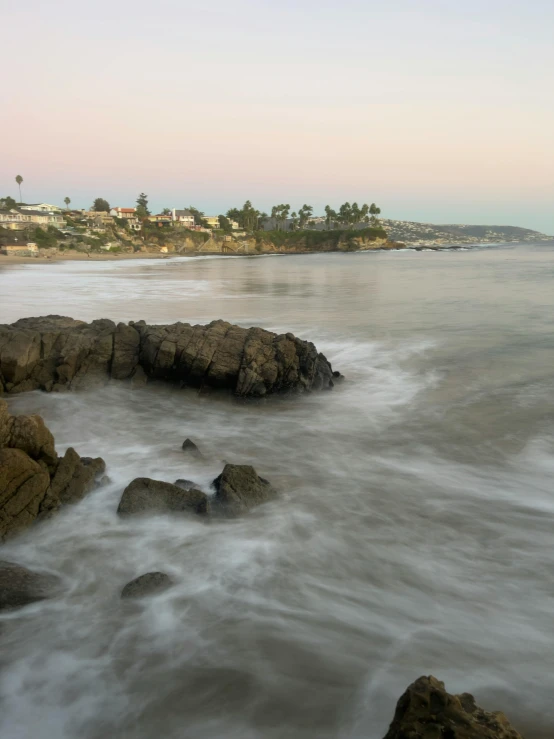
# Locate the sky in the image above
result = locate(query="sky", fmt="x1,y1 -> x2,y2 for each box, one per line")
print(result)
1,0 -> 553,232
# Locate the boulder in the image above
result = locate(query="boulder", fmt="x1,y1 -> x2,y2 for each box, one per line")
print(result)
117,477 -> 210,516
181,438 -> 203,458
383,675 -> 524,739
211,464 -> 277,515
121,571 -> 173,599
0,398 -> 105,540
0,316 -> 339,397
0,560 -> 60,610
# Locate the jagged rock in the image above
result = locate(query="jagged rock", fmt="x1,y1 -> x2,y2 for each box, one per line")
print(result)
0,315 -> 339,397
0,560 -> 60,610
0,398 -> 105,540
121,571 -> 173,599
181,438 -> 202,458
117,477 -> 210,516
174,479 -> 200,491
211,464 -> 277,515
49,448 -> 106,505
383,675 -> 524,739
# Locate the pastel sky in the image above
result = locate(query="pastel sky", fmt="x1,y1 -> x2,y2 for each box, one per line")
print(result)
1,0 -> 553,232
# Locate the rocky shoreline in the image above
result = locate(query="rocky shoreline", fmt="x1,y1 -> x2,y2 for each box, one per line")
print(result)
0,316 -> 526,737
0,315 -> 339,397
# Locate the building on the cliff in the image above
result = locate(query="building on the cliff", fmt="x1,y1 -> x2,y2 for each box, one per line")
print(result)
148,214 -> 172,227
19,203 -> 62,214
0,208 -> 65,229
171,209 -> 195,228
110,207 -> 141,231
204,216 -> 220,230
110,207 -> 136,219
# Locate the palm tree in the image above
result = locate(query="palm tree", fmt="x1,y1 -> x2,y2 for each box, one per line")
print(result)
64,197 -> 71,210
15,175 -> 23,204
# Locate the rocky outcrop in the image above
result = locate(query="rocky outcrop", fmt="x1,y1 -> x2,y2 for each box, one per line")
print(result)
0,316 -> 338,397
0,398 -> 105,540
383,676 -> 524,739
121,571 -> 173,599
0,560 -> 61,610
181,438 -> 203,458
212,464 -> 277,515
117,477 -> 210,517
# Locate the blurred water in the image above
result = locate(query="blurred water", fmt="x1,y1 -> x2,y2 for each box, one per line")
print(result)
1,246 -> 554,738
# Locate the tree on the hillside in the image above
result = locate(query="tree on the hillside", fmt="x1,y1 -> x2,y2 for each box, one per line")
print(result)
257,211 -> 268,230
1,196 -> 17,210
290,212 -> 298,230
226,201 -> 260,232
369,202 -> 381,227
270,204 -> 290,231
298,204 -> 313,229
218,215 -> 232,232
64,197 -> 71,210
324,205 -> 337,230
15,175 -> 23,203
136,193 -> 150,218
161,208 -> 171,215
92,198 -> 110,212
188,206 -> 208,228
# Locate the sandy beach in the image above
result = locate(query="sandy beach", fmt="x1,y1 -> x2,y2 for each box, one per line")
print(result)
0,251 -> 196,266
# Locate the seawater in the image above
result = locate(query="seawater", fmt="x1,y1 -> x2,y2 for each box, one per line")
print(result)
1,246 -> 554,738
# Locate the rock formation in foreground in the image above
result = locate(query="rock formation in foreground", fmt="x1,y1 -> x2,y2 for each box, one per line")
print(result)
0,316 -> 339,397
117,464 -> 277,520
0,560 -> 61,610
0,398 -> 105,540
383,675 -> 523,739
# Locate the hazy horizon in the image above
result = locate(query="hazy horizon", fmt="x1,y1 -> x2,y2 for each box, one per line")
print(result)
1,0 -> 553,233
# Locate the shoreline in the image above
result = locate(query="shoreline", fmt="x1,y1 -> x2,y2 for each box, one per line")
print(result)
0,241 -> 549,267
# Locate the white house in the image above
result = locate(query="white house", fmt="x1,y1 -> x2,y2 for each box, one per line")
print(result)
19,203 -> 62,213
110,207 -> 137,219
171,209 -> 195,228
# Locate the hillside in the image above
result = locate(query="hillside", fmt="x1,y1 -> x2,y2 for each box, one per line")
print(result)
380,220 -> 553,245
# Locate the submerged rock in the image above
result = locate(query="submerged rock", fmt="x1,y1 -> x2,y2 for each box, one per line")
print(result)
0,560 -> 60,610
117,477 -> 210,516
383,675 -> 524,739
0,315 -> 339,397
0,399 -> 105,540
121,571 -> 173,599
181,438 -> 203,458
211,464 -> 277,515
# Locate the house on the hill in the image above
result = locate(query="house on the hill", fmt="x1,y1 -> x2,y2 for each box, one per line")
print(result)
19,203 -> 62,214
171,209 -> 195,228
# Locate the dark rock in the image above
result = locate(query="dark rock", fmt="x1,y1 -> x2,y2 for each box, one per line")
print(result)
117,477 -> 210,516
121,571 -> 173,599
0,560 -> 60,610
211,464 -> 277,515
174,479 -> 200,491
383,675 -> 524,739
181,438 -> 203,458
0,398 -> 105,540
0,315 -> 338,397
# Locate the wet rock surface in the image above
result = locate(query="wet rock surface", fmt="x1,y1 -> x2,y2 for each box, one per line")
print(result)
0,560 -> 61,610
117,477 -> 210,517
0,315 -> 339,397
121,571 -> 173,599
0,399 -> 105,540
181,438 -> 203,458
383,675 -> 524,739
212,463 -> 277,515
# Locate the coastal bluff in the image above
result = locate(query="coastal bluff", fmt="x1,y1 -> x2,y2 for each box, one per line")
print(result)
0,316 -> 339,397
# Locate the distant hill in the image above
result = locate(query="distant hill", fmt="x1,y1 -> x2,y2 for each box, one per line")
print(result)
380,220 -> 553,245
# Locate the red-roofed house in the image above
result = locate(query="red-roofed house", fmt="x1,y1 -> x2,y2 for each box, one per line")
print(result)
110,207 -> 137,219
